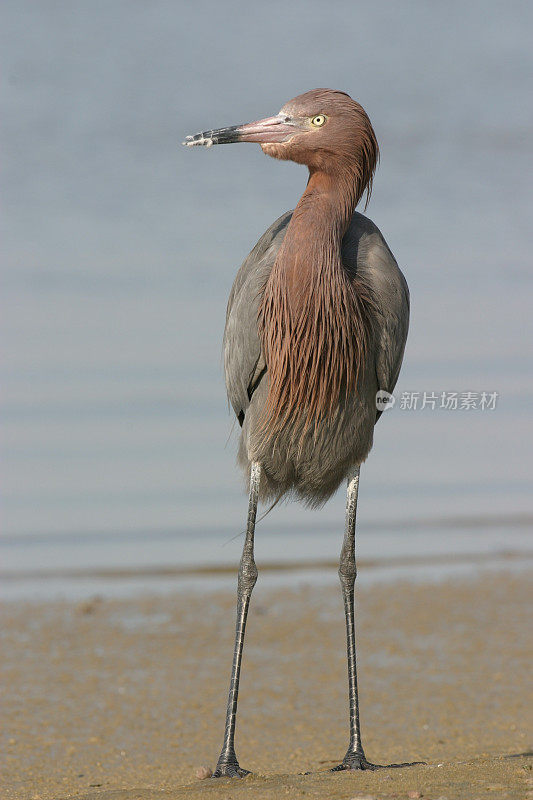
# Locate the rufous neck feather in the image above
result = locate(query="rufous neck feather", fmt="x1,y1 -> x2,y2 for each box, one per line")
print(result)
258,166 -> 374,439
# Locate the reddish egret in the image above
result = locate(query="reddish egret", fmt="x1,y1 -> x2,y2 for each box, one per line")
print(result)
184,89 -> 410,776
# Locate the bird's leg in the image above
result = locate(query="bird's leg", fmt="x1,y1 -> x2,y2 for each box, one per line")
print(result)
212,461 -> 260,779
330,466 -> 425,773
332,466 -> 378,772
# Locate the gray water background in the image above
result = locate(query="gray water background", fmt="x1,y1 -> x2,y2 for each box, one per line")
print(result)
1,1 -> 532,595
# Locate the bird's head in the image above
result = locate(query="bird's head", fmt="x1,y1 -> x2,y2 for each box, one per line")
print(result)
184,88 -> 378,183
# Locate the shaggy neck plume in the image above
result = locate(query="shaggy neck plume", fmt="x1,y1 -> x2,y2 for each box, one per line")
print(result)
258,165 -> 374,437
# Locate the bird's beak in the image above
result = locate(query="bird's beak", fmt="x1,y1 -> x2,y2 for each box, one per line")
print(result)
183,114 -> 296,147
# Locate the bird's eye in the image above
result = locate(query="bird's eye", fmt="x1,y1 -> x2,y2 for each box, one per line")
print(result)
311,114 -> 326,127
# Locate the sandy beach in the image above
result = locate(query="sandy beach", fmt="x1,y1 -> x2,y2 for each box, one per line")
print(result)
2,569 -> 532,800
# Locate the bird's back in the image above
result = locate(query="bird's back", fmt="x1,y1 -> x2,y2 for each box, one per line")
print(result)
224,210 -> 409,506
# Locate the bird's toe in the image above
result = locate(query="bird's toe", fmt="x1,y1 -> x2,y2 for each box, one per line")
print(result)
212,762 -> 251,779
330,755 -> 425,772
331,755 -> 379,772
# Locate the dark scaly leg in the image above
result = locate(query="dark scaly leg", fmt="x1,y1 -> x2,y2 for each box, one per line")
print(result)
212,461 -> 260,778
331,466 -> 378,771
331,466 -> 424,772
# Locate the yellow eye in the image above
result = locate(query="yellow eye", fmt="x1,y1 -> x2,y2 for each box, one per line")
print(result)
311,114 -> 326,127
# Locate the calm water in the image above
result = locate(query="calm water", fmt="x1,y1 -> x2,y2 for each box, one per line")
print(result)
1,2 -> 532,595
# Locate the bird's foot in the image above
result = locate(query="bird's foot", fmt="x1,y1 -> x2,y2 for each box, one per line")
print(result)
331,750 -> 425,772
212,756 -> 251,778
331,750 -> 379,772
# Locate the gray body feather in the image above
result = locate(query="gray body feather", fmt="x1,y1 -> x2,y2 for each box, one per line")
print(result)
223,210 -> 409,506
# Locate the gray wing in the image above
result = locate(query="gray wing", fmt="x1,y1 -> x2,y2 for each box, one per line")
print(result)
343,212 -> 410,416
223,211 -> 292,425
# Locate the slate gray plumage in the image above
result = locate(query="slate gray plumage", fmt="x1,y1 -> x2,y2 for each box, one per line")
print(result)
224,209 -> 409,506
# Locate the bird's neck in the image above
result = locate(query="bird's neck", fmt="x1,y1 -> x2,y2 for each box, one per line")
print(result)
258,167 -> 371,437
278,168 -> 356,300
298,167 -> 356,232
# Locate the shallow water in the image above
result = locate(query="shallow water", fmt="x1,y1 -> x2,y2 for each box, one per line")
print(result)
2,522 -> 531,601
1,2 -> 532,589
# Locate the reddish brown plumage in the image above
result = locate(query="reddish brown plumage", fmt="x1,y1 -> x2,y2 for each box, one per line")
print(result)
257,90 -> 379,439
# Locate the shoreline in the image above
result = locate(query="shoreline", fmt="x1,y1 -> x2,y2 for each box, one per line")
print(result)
2,547 -> 531,582
2,569 -> 532,799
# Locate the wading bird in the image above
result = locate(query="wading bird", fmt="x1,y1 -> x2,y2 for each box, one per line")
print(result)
184,89 -> 410,777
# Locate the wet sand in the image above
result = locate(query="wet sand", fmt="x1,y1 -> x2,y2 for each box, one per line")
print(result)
2,570 -> 532,800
